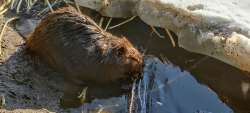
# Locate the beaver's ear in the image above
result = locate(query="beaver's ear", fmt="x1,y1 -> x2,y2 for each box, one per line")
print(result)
116,46 -> 126,57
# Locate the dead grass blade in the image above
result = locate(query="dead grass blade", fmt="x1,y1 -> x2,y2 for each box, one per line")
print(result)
0,17 -> 18,56
108,16 -> 136,30
165,28 -> 176,47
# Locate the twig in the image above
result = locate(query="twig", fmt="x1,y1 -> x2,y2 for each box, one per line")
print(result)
10,0 -> 17,10
0,17 -> 18,56
104,17 -> 112,31
165,28 -> 176,47
84,15 -> 103,33
74,0 -> 82,14
0,3 -> 4,12
0,0 -> 11,13
29,0 -> 33,7
108,16 -> 136,30
150,26 -> 164,38
38,0 -> 58,15
159,53 -> 170,64
129,81 -> 136,113
27,0 -> 37,11
25,0 -> 29,10
45,0 -> 54,12
16,0 -> 23,13
99,17 -> 104,28
0,8 -> 8,16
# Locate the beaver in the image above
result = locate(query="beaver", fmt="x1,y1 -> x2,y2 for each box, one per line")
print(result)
26,6 -> 143,107
26,6 -> 143,108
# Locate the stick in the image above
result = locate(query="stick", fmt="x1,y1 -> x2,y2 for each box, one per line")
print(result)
38,0 -> 58,15
104,17 -> 112,31
16,0 -> 23,13
99,17 -> 104,28
45,0 -> 54,12
165,28 -> 176,47
0,0 -> 11,12
129,81 -> 136,113
0,8 -> 8,16
74,0 -> 82,14
108,16 -> 136,30
150,26 -> 164,38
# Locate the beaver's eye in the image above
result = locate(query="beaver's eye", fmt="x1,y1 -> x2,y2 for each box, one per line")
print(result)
116,46 -> 126,56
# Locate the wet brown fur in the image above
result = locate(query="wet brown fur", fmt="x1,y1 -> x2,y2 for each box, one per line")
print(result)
26,6 -> 143,85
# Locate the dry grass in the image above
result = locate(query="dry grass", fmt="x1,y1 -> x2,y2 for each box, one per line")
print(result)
10,0 -> 38,13
108,16 -> 136,30
165,28 -> 176,47
150,26 -> 164,38
0,0 -> 46,56
129,81 -> 136,113
0,0 -> 11,15
0,17 -> 18,56
150,26 -> 177,47
104,17 -> 112,31
99,17 -> 104,28
45,0 -> 54,12
73,0 -> 81,13
0,0 -> 10,57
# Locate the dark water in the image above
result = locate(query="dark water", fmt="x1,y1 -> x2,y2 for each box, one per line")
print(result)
132,57 -> 233,113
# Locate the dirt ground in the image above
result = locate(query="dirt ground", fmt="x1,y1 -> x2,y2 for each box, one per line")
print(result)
0,23 -> 67,112
0,25 -> 129,113
0,3 -> 126,113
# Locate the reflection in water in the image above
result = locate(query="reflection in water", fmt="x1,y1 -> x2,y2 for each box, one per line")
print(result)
131,57 -> 232,113
68,57 -> 233,113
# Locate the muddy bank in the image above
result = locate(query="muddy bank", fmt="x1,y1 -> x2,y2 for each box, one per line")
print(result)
0,26 -> 64,112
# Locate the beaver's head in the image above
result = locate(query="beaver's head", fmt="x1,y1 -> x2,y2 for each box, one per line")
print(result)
101,36 -> 143,85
